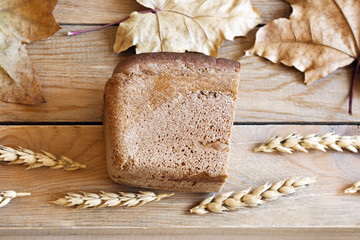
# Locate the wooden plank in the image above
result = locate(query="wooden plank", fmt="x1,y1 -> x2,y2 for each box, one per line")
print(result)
236,56 -> 359,122
7,26 -> 123,122
1,125 -> 360,237
2,230 -> 360,240
54,0 -> 291,25
0,26 -> 356,123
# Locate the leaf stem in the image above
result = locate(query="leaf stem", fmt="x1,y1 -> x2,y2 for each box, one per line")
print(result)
349,57 -> 360,115
67,9 -> 159,36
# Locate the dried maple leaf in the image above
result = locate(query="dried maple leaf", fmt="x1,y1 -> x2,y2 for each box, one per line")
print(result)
249,0 -> 360,113
0,0 -> 60,104
113,0 -> 261,57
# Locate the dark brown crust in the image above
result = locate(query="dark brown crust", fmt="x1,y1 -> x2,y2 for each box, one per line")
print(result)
109,174 -> 225,192
113,52 -> 240,76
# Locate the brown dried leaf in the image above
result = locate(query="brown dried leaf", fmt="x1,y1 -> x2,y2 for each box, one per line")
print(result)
114,0 -> 261,57
0,0 -> 60,104
249,0 -> 360,84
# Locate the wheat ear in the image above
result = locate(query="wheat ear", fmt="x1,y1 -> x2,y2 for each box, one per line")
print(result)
0,191 -> 31,208
344,180 -> 360,194
255,132 -> 360,154
52,191 -> 174,209
190,176 -> 316,214
0,145 -> 86,170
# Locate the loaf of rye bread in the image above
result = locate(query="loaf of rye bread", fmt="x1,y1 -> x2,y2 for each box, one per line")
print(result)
103,52 -> 240,192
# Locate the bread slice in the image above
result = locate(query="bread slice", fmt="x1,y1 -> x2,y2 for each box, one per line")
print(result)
104,52 -> 240,192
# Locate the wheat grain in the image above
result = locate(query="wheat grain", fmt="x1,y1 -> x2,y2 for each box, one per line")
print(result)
344,180 -> 360,194
255,132 -> 360,154
0,191 -> 31,208
190,176 -> 316,214
51,191 -> 174,209
0,145 -> 86,170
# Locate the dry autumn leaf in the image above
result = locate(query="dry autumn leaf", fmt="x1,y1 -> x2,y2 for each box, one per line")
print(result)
249,0 -> 360,113
0,0 -> 60,104
113,0 -> 261,57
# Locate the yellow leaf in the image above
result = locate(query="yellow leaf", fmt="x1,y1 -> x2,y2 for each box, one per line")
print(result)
249,0 -> 360,84
0,0 -> 60,104
114,0 -> 261,57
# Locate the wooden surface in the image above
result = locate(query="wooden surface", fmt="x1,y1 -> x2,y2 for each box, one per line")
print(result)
1,0 -> 360,239
0,0 -> 358,123
1,125 -> 360,238
53,0 -> 291,24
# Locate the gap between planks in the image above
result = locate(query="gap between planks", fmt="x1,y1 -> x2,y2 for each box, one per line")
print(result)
1,122 -> 360,126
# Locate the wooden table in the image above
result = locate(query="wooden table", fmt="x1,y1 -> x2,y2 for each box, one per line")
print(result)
1,0 -> 360,239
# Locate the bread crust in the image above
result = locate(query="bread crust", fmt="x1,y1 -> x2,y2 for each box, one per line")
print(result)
104,52 -> 240,192
113,52 -> 240,77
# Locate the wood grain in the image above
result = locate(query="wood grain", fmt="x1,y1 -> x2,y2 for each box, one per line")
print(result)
0,26 -> 356,123
3,232 -> 360,240
54,0 -> 291,25
3,1 -> 360,238
1,125 -> 360,236
237,56 -> 360,122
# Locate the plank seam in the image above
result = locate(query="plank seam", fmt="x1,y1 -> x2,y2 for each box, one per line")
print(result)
0,122 -> 358,126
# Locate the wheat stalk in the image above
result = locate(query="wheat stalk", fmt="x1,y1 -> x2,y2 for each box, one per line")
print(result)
344,180 -> 360,194
190,176 -> 316,214
0,145 -> 86,170
0,191 -> 31,208
255,132 -> 360,154
51,191 -> 174,209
